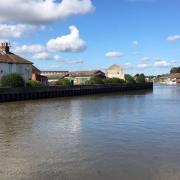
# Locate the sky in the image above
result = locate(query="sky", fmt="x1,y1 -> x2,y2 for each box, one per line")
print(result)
0,0 -> 180,75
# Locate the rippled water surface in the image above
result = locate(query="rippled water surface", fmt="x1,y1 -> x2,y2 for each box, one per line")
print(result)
1,85 -> 180,180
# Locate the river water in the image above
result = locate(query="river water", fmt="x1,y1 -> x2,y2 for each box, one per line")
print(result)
0,85 -> 180,180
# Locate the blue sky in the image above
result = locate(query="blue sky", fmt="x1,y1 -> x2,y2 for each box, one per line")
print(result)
0,0 -> 180,75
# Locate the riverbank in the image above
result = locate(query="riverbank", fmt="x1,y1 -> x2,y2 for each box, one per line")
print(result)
0,83 -> 153,102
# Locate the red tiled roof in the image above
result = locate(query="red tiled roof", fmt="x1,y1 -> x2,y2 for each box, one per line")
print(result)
0,53 -> 33,64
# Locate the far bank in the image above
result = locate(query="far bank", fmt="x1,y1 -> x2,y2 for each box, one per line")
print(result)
0,83 -> 153,103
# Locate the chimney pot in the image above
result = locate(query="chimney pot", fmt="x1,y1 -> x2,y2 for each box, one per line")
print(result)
0,42 -> 10,54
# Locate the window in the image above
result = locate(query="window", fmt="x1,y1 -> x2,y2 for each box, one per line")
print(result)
8,63 -> 13,73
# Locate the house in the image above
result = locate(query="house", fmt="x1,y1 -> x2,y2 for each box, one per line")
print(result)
106,64 -> 125,80
32,66 -> 48,85
41,71 -> 69,83
66,70 -> 106,85
0,42 -> 33,81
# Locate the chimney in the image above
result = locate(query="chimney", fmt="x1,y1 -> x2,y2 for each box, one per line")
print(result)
0,42 -> 10,54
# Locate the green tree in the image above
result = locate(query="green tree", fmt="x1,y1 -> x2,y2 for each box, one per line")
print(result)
103,78 -> 125,84
26,80 -> 43,87
136,75 -> 146,83
170,67 -> 180,74
56,78 -> 73,86
125,74 -> 136,84
0,73 -> 25,88
134,73 -> 146,83
86,76 -> 104,85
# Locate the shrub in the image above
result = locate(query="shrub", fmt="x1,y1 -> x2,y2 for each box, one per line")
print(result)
170,67 -> 180,74
136,76 -> 146,83
135,74 -> 146,83
103,78 -> 125,84
125,74 -> 136,84
0,73 -> 25,88
26,80 -> 43,87
56,78 -> 73,86
86,77 -> 104,85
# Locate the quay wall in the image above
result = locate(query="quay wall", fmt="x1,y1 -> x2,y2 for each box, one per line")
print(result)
0,83 -> 153,102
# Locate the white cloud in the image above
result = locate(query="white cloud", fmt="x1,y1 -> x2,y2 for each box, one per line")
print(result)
132,51 -> 144,56
137,63 -> 150,68
64,60 -> 84,64
132,40 -> 139,46
34,53 -> 64,61
0,0 -> 95,25
154,60 -> 171,68
105,51 -> 124,58
0,24 -> 40,39
167,35 -> 180,41
13,44 -> 46,55
154,57 -> 162,62
141,56 -> 151,61
124,62 -> 134,69
53,55 -> 62,62
34,52 -> 49,60
47,25 -> 86,52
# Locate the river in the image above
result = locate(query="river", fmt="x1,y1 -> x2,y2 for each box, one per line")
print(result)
0,85 -> 180,180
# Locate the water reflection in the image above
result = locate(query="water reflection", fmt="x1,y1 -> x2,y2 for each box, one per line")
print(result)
1,86 -> 180,180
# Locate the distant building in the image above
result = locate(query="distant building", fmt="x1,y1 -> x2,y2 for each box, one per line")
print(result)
0,42 -> 33,81
66,70 -> 106,85
32,66 -> 48,85
41,71 -> 69,83
106,64 -> 125,80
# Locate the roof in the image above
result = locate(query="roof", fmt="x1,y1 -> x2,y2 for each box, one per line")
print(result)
170,73 -> 180,79
69,70 -> 105,77
107,64 -> 123,71
0,52 -> 33,64
34,74 -> 48,81
41,71 -> 68,73
32,65 -> 41,74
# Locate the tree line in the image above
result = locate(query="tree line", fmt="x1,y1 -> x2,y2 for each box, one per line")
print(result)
170,67 -> 180,74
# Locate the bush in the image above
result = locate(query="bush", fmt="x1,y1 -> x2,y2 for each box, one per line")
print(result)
170,67 -> 180,74
56,78 -> 73,86
134,74 -> 146,83
0,73 -> 25,88
86,77 -> 104,85
136,76 -> 146,83
125,74 -> 136,84
103,78 -> 125,84
26,80 -> 43,87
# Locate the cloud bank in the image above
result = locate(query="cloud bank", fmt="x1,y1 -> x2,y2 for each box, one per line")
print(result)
0,0 -> 95,25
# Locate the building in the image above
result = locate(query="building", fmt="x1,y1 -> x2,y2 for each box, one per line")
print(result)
0,42 -> 33,81
41,71 -> 69,83
106,64 -> 125,80
32,66 -> 48,85
66,70 -> 106,85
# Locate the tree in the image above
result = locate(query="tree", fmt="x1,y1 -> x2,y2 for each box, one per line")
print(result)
125,74 -> 136,84
103,78 -> 125,84
0,73 -> 25,88
26,80 -> 43,87
56,78 -> 73,86
86,76 -> 104,85
134,74 -> 146,83
136,75 -> 146,83
170,67 -> 180,74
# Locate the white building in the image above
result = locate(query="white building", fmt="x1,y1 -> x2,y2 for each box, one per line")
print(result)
0,42 -> 33,81
106,64 -> 125,80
